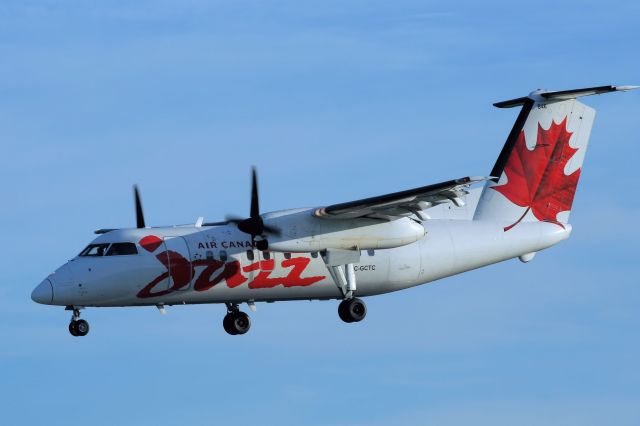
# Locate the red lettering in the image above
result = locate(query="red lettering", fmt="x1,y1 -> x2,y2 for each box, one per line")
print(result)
224,261 -> 248,288
137,271 -> 171,298
280,257 -> 325,287
137,252 -> 326,299
157,250 -> 193,291
194,260 -> 247,291
244,259 -> 281,289
137,250 -> 194,298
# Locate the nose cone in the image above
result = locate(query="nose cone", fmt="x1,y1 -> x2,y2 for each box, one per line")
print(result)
31,279 -> 53,304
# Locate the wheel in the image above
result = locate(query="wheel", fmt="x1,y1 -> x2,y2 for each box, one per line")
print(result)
72,319 -> 90,336
338,300 -> 353,323
231,312 -> 251,335
69,322 -> 78,336
347,298 -> 367,322
223,313 -> 238,335
223,312 -> 251,335
338,298 -> 367,323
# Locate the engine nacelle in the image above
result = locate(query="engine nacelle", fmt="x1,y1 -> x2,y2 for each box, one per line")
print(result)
262,208 -> 426,253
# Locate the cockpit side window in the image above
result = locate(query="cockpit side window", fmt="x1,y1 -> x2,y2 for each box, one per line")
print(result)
79,243 -> 110,257
106,243 -> 138,256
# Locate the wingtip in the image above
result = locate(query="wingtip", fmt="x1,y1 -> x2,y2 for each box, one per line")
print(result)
467,175 -> 494,182
455,176 -> 492,186
615,85 -> 640,91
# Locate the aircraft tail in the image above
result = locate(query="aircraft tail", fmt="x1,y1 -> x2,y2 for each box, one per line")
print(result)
474,85 -> 638,231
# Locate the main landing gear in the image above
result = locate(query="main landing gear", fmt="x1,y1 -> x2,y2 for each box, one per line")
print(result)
223,303 -> 251,335
319,249 -> 366,324
338,297 -> 367,323
67,307 -> 90,337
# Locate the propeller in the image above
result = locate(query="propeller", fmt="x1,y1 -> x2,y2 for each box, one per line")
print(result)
227,167 -> 281,249
134,185 -> 146,228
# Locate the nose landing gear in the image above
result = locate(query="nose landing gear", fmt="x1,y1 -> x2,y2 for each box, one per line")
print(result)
67,307 -> 90,337
222,303 -> 251,335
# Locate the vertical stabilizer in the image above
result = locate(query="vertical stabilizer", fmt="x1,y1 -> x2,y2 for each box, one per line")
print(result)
474,85 -> 637,231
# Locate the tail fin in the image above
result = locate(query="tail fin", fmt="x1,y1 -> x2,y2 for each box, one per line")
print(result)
474,85 -> 638,231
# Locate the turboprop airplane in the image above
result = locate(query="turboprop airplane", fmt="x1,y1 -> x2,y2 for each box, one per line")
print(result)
32,85 -> 637,336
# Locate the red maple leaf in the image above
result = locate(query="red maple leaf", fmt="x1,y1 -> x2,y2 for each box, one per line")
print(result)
493,117 -> 581,231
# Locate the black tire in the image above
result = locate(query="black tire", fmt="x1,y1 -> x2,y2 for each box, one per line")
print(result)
347,298 -> 367,322
74,319 -> 90,336
338,298 -> 367,323
69,322 -> 78,336
223,314 -> 238,335
338,300 -> 353,323
231,312 -> 251,335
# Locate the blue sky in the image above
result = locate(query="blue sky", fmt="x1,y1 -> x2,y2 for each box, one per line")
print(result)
1,1 -> 639,424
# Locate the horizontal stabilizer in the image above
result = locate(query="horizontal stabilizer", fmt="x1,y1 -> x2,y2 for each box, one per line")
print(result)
494,85 -> 638,108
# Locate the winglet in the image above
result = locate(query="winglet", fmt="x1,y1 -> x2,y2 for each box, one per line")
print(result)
494,84 -> 638,108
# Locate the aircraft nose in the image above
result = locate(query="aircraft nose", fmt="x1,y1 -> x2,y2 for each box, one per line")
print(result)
31,279 -> 53,304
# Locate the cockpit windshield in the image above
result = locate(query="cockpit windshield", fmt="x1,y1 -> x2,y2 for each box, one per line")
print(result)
106,243 -> 138,256
79,243 -> 110,257
79,242 -> 138,257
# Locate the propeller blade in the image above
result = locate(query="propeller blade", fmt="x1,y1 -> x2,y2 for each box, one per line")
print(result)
236,217 -> 263,236
225,216 -> 244,224
250,167 -> 260,219
227,167 -> 279,246
262,223 -> 281,237
133,185 -> 146,229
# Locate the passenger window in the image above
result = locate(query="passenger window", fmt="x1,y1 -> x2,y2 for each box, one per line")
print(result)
220,250 -> 228,262
106,243 -> 138,256
79,243 -> 110,257
246,250 -> 255,261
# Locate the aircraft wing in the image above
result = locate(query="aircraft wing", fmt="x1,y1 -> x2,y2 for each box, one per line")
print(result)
314,176 -> 489,221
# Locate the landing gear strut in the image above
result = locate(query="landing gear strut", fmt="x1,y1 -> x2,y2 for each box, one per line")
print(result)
338,298 -> 367,323
321,249 -> 366,323
222,303 -> 251,335
67,307 -> 90,337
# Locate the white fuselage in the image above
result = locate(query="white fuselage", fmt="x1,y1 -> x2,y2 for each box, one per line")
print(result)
39,213 -> 570,308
